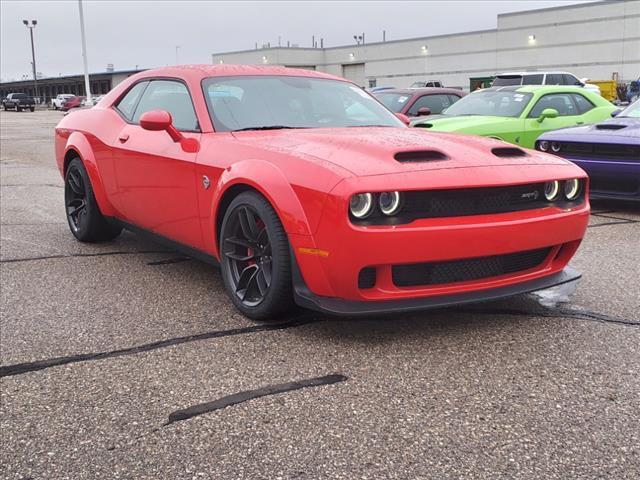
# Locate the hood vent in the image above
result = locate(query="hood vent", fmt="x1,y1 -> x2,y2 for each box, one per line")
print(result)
491,147 -> 528,158
595,123 -> 627,130
394,150 -> 448,163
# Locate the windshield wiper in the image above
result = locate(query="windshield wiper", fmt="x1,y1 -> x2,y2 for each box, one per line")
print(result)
233,125 -> 306,131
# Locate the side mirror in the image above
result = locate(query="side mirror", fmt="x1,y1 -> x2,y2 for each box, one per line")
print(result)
416,106 -> 431,116
611,108 -> 622,117
139,110 -> 199,152
537,108 -> 559,123
395,112 -> 411,126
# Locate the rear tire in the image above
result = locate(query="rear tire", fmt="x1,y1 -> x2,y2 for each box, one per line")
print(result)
16,106 -> 21,112
29,107 -> 35,112
64,157 -> 122,242
219,191 -> 293,321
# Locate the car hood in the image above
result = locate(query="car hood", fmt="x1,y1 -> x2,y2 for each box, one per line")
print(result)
231,127 -> 567,177
412,115 -> 511,132
539,117 -> 640,144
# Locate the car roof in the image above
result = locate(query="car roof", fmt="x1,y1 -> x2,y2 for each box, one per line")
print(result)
374,87 -> 464,96
132,64 -> 347,83
496,71 -> 573,76
480,85 -> 590,94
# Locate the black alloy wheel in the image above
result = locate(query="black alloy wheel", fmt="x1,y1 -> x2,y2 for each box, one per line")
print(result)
64,157 -> 121,242
220,191 -> 292,320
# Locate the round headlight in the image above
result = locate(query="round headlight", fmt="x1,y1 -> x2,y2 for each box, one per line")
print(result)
564,179 -> 581,200
538,140 -> 550,152
544,180 -> 560,201
350,193 -> 374,219
379,191 -> 402,216
551,142 -> 562,153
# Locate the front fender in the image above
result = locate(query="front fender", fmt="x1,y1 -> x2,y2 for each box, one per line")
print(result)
63,131 -> 117,217
208,159 -> 319,256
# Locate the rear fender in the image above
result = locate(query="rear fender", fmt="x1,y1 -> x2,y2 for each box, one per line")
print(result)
63,131 -> 117,217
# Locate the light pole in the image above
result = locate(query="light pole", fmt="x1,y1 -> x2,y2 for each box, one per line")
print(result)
77,0 -> 92,106
22,20 -> 38,103
175,45 -> 180,65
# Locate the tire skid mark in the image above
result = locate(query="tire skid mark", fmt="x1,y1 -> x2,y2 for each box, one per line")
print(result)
0,250 -> 171,264
590,212 -> 640,223
456,305 -> 638,327
0,315 -> 319,378
587,220 -> 638,229
165,374 -> 348,425
146,257 -> 191,266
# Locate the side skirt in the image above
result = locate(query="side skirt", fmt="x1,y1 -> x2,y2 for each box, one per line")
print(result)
107,218 -> 220,267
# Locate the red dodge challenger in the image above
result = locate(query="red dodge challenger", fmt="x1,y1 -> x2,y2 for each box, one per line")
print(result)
55,65 -> 590,320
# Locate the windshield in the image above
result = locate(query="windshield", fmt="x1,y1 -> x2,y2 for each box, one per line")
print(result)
203,76 -> 404,132
443,90 -> 532,118
619,100 -> 640,118
373,92 -> 413,113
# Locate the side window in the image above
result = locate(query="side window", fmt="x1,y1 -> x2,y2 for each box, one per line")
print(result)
545,74 -> 563,85
115,81 -> 148,121
407,94 -> 454,115
571,93 -> 595,114
132,80 -> 199,131
529,93 -> 578,117
522,74 -> 544,85
562,74 -> 582,86
447,94 -> 463,106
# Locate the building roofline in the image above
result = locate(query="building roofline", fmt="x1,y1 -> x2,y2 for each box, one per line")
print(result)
1,69 -> 145,85
498,0 -> 612,17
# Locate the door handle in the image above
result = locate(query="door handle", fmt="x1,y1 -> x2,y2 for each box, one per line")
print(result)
576,121 -> 584,125
118,134 -> 130,143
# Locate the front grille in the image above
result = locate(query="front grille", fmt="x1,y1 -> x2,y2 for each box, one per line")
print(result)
401,183 -> 548,219
560,142 -> 640,161
392,248 -> 551,287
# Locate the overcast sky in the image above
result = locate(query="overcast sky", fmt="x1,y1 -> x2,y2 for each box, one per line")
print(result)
1,0 -> 592,81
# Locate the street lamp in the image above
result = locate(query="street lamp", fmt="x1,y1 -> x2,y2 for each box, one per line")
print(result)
22,20 -> 38,103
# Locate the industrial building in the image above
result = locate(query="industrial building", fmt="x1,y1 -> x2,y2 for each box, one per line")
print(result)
0,69 -> 143,104
211,0 -> 639,89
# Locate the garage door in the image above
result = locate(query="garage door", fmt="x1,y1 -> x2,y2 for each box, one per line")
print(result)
342,63 -> 366,87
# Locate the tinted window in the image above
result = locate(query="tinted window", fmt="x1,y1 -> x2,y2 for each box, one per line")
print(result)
545,74 -> 563,85
374,92 -> 413,113
562,74 -> 582,86
116,81 -> 148,121
203,76 -> 403,132
571,93 -> 594,114
407,94 -> 455,115
493,76 -> 523,86
522,74 -> 544,85
132,80 -> 199,131
529,93 -> 577,117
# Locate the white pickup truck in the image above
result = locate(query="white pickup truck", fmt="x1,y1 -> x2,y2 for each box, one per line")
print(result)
51,94 -> 75,110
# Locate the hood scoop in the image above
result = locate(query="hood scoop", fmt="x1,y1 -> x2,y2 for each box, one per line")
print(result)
414,123 -> 434,129
491,147 -> 528,158
595,123 -> 627,130
394,150 -> 448,163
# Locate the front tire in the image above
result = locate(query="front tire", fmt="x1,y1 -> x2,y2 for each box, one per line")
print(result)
219,191 -> 293,321
64,157 -> 122,242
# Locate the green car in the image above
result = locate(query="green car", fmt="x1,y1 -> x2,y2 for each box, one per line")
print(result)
411,86 -> 617,148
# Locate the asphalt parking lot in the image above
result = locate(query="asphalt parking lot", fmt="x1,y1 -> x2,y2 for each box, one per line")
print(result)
1,110 -> 639,479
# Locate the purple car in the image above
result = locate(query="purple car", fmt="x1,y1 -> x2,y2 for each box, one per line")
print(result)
535,100 -> 640,201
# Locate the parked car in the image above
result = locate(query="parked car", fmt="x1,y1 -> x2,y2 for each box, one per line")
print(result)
2,93 -> 35,112
493,71 -> 601,96
60,96 -> 85,111
410,80 -> 443,88
51,94 -> 75,110
412,85 -> 616,148
373,88 -> 465,118
55,65 -> 589,320
535,100 -> 639,201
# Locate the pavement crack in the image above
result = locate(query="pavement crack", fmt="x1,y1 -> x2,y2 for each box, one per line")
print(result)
165,374 -> 348,425
0,250 -> 172,264
0,315 -> 319,378
591,212 -> 639,222
587,220 -> 638,229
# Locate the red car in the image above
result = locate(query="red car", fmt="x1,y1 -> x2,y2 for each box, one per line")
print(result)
60,96 -> 85,111
373,87 -> 466,118
55,65 -> 589,320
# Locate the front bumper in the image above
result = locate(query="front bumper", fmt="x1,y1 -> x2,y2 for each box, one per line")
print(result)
564,156 -> 640,200
293,263 -> 582,316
